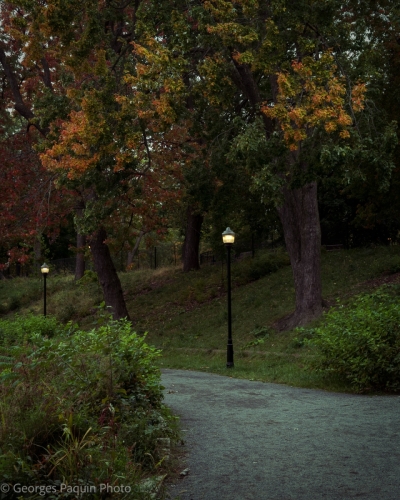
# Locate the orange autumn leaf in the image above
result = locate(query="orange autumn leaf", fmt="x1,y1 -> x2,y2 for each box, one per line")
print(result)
261,52 -> 366,151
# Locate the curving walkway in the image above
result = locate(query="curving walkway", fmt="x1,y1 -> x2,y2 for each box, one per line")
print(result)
161,369 -> 400,500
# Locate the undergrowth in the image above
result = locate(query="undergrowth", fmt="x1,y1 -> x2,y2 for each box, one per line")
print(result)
0,309 -> 179,499
297,284 -> 400,393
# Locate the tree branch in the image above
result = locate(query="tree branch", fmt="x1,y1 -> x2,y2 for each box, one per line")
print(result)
0,47 -> 34,121
41,57 -> 53,90
0,46 -> 47,135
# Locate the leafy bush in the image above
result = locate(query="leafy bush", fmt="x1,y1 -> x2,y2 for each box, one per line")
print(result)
302,286 -> 400,392
36,315 -> 164,409
76,269 -> 98,286
0,312 -> 178,495
0,313 -> 64,346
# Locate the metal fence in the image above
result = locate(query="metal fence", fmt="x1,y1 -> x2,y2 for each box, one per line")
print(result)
1,237 -> 286,279
50,258 -> 79,274
49,243 -> 182,275
200,237 -> 284,266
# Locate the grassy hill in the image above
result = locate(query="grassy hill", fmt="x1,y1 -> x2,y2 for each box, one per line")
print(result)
2,245 -> 400,392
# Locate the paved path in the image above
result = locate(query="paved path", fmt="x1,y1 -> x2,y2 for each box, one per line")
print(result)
161,369 -> 400,500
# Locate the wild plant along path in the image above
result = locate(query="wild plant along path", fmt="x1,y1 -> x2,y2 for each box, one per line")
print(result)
161,369 -> 400,500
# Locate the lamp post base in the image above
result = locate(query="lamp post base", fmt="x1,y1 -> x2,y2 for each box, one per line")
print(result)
227,343 -> 234,368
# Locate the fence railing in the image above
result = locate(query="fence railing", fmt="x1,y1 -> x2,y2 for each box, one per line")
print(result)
200,238 -> 284,266
1,237 -> 287,278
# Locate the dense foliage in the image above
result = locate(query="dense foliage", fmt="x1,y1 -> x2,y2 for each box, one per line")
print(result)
0,313 -> 62,343
0,312 -> 178,498
1,0 -> 400,324
299,286 -> 400,392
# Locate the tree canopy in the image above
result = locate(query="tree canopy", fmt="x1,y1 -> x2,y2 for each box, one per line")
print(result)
1,0 -> 399,326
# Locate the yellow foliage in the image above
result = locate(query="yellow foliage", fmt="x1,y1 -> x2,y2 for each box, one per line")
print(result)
261,52 -> 366,150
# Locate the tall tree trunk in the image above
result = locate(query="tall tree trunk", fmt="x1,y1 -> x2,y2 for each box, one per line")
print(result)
182,206 -> 203,272
90,226 -> 130,321
75,233 -> 86,280
127,230 -> 144,268
33,236 -> 41,264
227,61 -> 323,329
74,200 -> 86,280
275,180 -> 322,330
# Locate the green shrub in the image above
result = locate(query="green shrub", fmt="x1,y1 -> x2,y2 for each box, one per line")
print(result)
0,313 -> 64,346
76,269 -> 98,286
302,286 -> 400,392
8,295 -> 21,311
0,313 -> 178,493
58,303 -> 76,322
37,315 -> 164,408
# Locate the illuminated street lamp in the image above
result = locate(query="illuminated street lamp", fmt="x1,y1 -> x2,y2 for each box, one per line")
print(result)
41,263 -> 50,317
222,227 -> 235,368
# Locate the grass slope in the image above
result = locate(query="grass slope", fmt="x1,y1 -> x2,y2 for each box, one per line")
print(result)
2,245 -> 400,393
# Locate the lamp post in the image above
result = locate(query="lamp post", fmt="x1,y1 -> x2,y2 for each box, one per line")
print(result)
41,263 -> 50,317
222,227 -> 235,368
